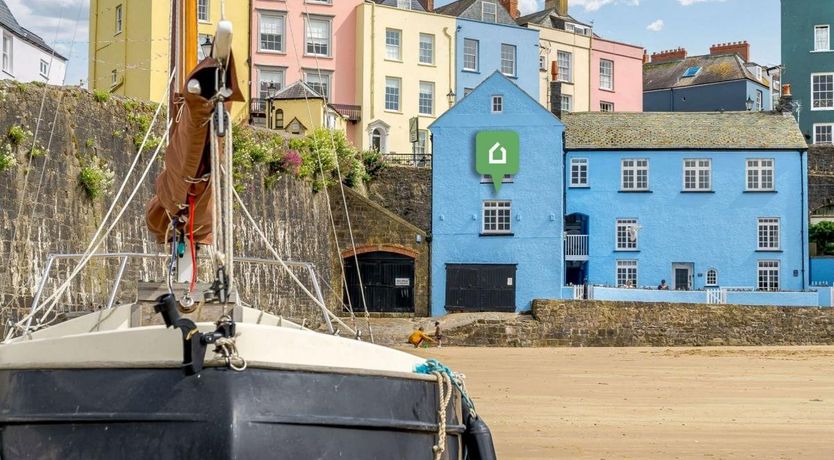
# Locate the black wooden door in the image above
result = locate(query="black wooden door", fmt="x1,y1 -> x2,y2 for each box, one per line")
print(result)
343,252 -> 415,313
445,264 -> 516,312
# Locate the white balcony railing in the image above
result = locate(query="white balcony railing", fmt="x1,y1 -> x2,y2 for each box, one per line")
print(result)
565,234 -> 589,261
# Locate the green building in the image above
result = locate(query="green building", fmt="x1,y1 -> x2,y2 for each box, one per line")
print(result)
782,0 -> 834,144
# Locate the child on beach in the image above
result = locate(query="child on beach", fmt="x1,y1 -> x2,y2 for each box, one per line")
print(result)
434,321 -> 443,348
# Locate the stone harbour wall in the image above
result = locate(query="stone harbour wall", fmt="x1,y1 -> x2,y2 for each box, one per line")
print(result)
438,300 -> 834,347
0,82 -> 337,332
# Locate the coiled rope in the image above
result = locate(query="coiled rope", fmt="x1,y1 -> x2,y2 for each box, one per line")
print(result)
416,359 -> 478,459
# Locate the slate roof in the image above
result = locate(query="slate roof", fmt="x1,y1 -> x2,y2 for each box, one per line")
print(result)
0,0 -> 66,61
644,53 -> 767,91
373,0 -> 427,11
434,0 -> 477,16
562,112 -> 807,151
270,81 -> 323,100
515,7 -> 592,29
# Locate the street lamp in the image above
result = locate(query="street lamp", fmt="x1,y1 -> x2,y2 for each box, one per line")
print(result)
200,36 -> 213,61
745,96 -> 754,111
266,82 -> 278,129
446,90 -> 456,106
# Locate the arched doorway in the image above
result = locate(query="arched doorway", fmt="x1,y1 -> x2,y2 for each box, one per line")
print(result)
343,251 -> 415,313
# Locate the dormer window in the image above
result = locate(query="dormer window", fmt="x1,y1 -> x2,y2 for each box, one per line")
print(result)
397,0 -> 411,9
482,2 -> 497,23
492,95 -> 503,113
682,66 -> 701,78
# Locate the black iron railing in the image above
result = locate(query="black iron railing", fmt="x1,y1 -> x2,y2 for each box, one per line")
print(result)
384,152 -> 432,168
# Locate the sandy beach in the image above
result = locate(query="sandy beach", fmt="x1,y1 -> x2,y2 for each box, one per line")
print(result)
410,346 -> 834,459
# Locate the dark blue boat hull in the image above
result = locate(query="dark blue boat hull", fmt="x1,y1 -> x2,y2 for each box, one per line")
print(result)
0,367 -> 463,459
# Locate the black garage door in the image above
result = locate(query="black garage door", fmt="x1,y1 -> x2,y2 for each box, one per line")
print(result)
343,252 -> 415,313
445,264 -> 516,312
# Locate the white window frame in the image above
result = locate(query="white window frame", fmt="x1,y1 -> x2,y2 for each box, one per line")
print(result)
482,200 -> 512,235
539,55 -> 546,71
570,158 -> 588,187
39,59 -> 49,78
257,67 -> 285,100
705,268 -> 718,287
385,77 -> 401,112
599,101 -> 614,112
757,260 -> 780,291
616,218 -> 639,251
1,33 -> 10,74
482,1 -> 497,23
682,158 -> 711,191
616,260 -> 638,288
557,50 -> 572,83
463,39 -> 479,72
814,123 -> 834,144
396,0 -> 411,9
115,5 -> 123,35
418,81 -> 434,116
385,28 -> 402,61
304,15 -> 331,57
815,25 -> 830,52
111,69 -> 118,86
811,73 -> 834,111
303,70 -> 332,100
500,44 -> 516,77
419,33 -> 434,65
599,59 -> 614,90
258,12 -> 285,53
746,158 -> 774,191
197,0 -> 210,22
491,95 -> 503,113
306,0 -> 333,4
757,217 -> 781,251
415,129 -> 428,155
560,94 -> 572,113
621,158 -> 649,191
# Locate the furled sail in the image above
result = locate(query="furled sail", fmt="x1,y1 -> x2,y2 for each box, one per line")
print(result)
145,56 -> 243,244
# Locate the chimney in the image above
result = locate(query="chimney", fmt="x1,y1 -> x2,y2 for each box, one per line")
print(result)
545,0 -> 569,16
776,84 -> 795,114
650,47 -> 687,64
642,49 -> 649,64
550,61 -> 562,119
498,0 -> 519,19
709,41 -> 750,62
418,0 -> 434,11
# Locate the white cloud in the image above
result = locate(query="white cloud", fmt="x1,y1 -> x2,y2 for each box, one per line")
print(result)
678,0 -> 726,5
518,0 -> 539,15
646,19 -> 664,32
571,0 -> 640,12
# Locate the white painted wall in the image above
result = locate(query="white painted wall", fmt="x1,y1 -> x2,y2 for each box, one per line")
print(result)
0,25 -> 67,85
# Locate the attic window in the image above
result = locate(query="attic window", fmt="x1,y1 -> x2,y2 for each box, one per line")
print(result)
492,95 -> 503,113
682,66 -> 701,78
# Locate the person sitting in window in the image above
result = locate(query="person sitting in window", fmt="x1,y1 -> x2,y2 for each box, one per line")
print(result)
658,280 -> 669,290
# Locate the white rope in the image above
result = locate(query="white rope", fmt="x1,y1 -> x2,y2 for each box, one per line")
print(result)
432,371 -> 453,460
231,186 -> 358,336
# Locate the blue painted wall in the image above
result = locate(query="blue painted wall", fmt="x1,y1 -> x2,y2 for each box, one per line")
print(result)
455,18 -> 539,103
430,73 -> 564,315
644,79 -> 771,112
810,257 -> 834,285
565,149 -> 809,291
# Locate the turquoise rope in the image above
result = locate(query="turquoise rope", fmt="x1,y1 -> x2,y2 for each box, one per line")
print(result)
416,359 -> 477,413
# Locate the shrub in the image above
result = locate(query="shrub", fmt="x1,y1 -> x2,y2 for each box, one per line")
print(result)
92,89 -> 110,103
0,144 -> 16,172
79,158 -> 114,199
7,125 -> 31,146
362,149 -> 385,179
278,149 -> 302,176
30,144 -> 46,158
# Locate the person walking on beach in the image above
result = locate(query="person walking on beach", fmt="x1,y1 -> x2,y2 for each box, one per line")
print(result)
407,327 -> 435,348
434,321 -> 443,348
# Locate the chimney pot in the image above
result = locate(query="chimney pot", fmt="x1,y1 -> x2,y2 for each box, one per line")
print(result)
498,0 -> 519,19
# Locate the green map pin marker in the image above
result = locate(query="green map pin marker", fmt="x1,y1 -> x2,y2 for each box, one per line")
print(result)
476,130 -> 520,192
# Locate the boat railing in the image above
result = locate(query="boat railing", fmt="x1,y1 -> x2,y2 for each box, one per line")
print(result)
14,252 -> 333,339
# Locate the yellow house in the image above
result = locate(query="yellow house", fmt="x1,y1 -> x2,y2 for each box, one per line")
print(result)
265,81 -> 348,136
88,0 -> 250,120
355,1 -> 456,157
517,6 -> 592,113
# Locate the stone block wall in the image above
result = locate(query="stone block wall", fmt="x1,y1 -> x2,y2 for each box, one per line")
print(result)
365,165 -> 431,231
0,82 -> 336,333
809,145 -> 834,213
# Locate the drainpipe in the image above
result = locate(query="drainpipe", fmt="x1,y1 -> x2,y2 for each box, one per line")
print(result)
588,32 -> 592,111
443,26 -> 454,106
370,2 -> 376,121
801,148 -> 808,290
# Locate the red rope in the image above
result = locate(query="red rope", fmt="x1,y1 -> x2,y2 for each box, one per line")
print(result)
188,195 -> 197,293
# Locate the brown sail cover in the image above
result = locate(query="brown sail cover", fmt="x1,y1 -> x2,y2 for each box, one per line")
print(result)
145,56 -> 243,244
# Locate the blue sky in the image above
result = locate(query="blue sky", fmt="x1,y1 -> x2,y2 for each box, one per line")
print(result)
9,0 -> 781,87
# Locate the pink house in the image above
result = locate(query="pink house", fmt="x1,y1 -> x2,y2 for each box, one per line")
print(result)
591,36 -> 644,112
249,0 -> 362,140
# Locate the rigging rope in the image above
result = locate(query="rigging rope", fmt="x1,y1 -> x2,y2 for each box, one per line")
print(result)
432,372 -> 453,460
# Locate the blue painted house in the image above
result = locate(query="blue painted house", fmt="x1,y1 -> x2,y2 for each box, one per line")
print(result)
435,0 -> 539,102
563,112 -> 810,303
430,72 -> 564,315
644,46 -> 774,113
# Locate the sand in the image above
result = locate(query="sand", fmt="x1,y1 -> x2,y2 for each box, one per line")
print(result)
410,346 -> 834,459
